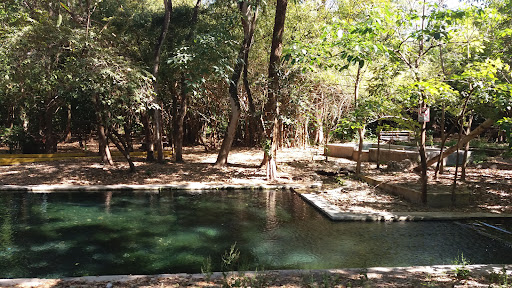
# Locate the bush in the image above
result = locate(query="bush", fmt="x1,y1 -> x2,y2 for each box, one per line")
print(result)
0,126 -> 44,154
0,126 -> 25,153
331,119 -> 356,142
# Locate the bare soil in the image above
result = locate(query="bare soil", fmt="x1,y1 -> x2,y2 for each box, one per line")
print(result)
1,143 -> 511,287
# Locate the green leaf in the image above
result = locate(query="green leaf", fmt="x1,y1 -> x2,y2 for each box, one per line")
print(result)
56,14 -> 62,27
338,64 -> 349,71
60,2 -> 71,12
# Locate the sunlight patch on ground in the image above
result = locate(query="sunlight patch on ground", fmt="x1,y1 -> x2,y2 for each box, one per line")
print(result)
143,178 -> 162,183
348,206 -> 387,214
479,205 -> 506,214
1,170 -> 21,175
90,163 -> 106,169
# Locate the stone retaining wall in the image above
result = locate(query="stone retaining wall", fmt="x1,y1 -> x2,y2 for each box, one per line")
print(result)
325,143 -> 471,166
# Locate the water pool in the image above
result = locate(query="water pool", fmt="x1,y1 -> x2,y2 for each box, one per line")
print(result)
1,190 -> 511,278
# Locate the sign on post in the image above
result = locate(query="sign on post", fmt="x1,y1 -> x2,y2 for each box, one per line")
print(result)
418,107 -> 430,122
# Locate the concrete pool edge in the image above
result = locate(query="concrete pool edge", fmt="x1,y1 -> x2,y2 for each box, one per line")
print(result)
0,182 -> 322,193
2,183 -> 511,221
298,192 -> 512,221
1,264 -> 511,287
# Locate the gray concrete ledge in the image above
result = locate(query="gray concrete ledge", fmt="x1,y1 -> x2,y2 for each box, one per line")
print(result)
1,264 -> 510,287
0,182 -> 322,193
298,192 -> 512,221
360,175 -> 470,208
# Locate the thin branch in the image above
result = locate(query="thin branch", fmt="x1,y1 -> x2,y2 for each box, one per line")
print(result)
393,49 -> 414,70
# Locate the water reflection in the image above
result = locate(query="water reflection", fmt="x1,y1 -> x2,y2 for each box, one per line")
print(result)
1,209 -> 13,251
265,190 -> 277,231
104,192 -> 112,214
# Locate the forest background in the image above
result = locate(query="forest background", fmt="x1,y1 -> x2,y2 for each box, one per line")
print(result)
0,0 -> 511,181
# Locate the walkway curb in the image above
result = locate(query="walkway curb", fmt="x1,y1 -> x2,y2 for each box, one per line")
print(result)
359,174 -> 470,208
1,264 -> 510,287
0,151 -> 173,166
0,182 -> 322,193
298,192 -> 512,221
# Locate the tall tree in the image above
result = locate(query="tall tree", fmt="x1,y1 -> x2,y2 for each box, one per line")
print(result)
215,0 -> 259,166
172,0 -> 201,163
262,0 -> 288,180
152,0 -> 173,163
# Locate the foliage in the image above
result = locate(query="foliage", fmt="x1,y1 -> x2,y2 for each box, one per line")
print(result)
452,253 -> 471,280
201,255 -> 213,282
497,117 -> 512,149
0,126 -> 25,152
221,242 -> 240,274
0,0 -> 511,155
301,272 -> 343,288
332,119 -> 356,142
488,267 -> 511,287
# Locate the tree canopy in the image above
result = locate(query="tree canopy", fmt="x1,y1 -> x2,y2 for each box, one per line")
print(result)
1,0 -> 510,174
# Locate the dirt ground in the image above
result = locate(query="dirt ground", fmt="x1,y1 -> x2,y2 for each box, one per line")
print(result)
1,143 -> 512,287
7,265 -> 512,288
1,143 -> 510,214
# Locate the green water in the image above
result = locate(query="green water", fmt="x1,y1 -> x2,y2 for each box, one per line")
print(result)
1,190 -> 511,278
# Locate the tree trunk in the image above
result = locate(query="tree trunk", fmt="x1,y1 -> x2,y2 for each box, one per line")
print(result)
244,50 -> 257,146
124,122 -> 134,152
315,117 -> 324,144
64,103 -> 72,142
152,0 -> 173,163
434,105 -> 447,179
439,106 -> 446,174
174,74 -> 188,163
108,131 -> 135,172
170,0 -> 200,163
356,126 -> 365,175
461,113 -> 473,181
215,1 -> 258,166
354,65 -> 363,176
98,122 -> 113,165
154,108 -> 164,162
415,118 -> 495,171
43,95 -> 58,153
303,117 -> 309,148
262,0 -> 287,181
6,105 -> 14,129
215,96 -> 242,166
142,112 -> 154,161
451,113 -> 466,205
215,46 -> 243,166
93,94 -> 113,165
244,2 -> 259,147
215,41 -> 245,166
418,118 -> 428,204
44,106 -> 58,153
377,131 -> 381,169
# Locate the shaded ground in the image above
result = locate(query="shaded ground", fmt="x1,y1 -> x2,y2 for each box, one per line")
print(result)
356,157 -> 512,214
0,146 -> 320,186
